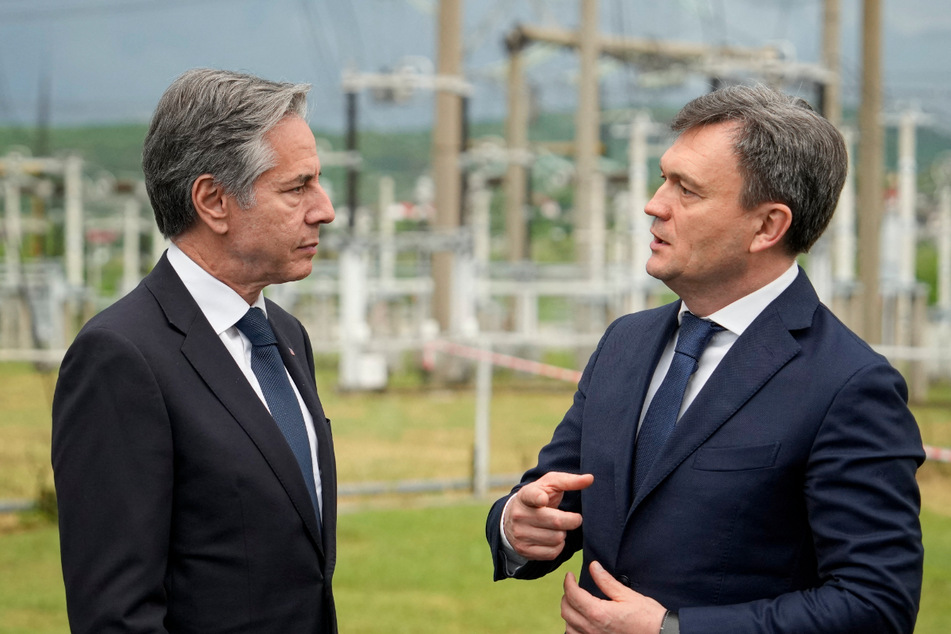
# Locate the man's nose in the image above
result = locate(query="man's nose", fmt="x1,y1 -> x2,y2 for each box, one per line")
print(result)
307,189 -> 335,224
644,190 -> 665,219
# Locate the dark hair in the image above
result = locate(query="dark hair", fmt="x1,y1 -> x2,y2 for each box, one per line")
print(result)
142,68 -> 310,238
671,84 -> 847,254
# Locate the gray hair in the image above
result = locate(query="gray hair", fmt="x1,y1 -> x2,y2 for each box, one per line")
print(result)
142,68 -> 310,238
670,84 -> 847,255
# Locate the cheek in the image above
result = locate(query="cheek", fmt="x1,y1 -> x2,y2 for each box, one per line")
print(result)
256,210 -> 293,236
275,206 -> 305,230
683,228 -> 727,267
700,228 -> 747,270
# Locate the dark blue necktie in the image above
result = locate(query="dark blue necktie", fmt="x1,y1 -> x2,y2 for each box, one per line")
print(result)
235,307 -> 320,524
633,312 -> 722,493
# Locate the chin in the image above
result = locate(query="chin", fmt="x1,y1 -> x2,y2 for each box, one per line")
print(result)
275,263 -> 314,285
645,260 -> 666,281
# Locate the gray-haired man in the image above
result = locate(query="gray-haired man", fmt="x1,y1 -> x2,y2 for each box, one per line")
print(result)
53,68 -> 338,633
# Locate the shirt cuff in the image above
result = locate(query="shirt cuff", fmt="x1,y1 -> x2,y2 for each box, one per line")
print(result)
661,611 -> 680,634
500,496 -> 529,575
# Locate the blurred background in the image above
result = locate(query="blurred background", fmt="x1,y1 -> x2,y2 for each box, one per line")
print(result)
1,0 -> 950,631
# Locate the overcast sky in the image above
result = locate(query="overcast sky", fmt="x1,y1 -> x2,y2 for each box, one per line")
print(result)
0,0 -> 948,133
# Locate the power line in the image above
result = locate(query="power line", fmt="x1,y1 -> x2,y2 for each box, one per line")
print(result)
337,0 -> 367,69
611,0 -> 641,104
0,0 -> 255,21
293,0 -> 345,128
0,48 -> 14,121
464,0 -> 512,57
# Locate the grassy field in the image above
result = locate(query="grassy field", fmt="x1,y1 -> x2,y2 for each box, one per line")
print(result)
1,361 -> 950,632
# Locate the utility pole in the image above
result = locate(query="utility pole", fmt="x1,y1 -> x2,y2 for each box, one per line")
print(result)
504,31 -> 529,262
857,0 -> 883,343
897,109 -> 920,288
432,0 -> 464,333
574,0 -> 600,277
345,91 -> 359,231
821,0 -> 841,127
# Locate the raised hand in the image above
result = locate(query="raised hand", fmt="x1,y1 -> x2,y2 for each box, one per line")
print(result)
503,471 -> 594,560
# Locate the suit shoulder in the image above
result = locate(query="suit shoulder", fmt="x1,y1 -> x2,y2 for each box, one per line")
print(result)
789,304 -> 907,394
809,303 -> 889,363
76,285 -> 161,340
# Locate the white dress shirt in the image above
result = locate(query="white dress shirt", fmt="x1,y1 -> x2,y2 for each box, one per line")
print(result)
639,262 -> 800,431
167,243 -> 323,517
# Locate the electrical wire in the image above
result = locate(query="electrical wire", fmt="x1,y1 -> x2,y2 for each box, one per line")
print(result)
293,0 -> 345,128
0,0 -> 254,21
464,0 -> 513,57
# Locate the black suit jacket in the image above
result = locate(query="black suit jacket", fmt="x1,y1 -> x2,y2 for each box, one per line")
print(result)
487,269 -> 924,633
52,253 -> 337,633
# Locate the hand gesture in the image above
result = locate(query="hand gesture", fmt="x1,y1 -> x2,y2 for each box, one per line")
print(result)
562,561 -> 667,634
503,471 -> 594,561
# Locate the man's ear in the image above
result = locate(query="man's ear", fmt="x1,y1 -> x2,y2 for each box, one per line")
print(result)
750,203 -> 792,254
191,174 -> 231,235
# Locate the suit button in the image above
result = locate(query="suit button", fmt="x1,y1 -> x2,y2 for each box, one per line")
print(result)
617,575 -> 631,587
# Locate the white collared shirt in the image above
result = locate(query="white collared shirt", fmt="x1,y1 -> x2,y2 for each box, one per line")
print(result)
638,261 -> 800,430
166,243 -> 322,516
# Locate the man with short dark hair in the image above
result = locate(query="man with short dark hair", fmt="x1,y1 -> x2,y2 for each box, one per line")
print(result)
53,68 -> 338,633
487,84 -> 924,633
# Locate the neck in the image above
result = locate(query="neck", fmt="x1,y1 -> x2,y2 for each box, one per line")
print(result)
172,233 -> 262,305
678,257 -> 795,318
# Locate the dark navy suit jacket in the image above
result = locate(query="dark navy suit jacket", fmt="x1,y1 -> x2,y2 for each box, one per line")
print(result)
53,253 -> 337,633
487,269 -> 924,633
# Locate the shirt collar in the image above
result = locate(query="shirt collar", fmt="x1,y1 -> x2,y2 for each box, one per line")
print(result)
166,242 -> 266,335
679,262 -> 799,336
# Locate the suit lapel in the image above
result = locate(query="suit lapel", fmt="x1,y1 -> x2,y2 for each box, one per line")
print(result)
610,304 -> 681,520
145,256 -> 325,556
628,270 -> 818,513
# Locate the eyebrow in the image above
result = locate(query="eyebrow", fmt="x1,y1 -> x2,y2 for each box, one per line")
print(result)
659,162 -> 702,193
673,171 -> 700,190
280,173 -> 315,188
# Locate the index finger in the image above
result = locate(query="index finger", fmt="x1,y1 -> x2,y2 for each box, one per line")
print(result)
537,471 -> 594,494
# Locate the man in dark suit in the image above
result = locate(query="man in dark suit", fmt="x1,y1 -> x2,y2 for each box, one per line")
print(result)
487,84 -> 925,633
52,68 -> 338,633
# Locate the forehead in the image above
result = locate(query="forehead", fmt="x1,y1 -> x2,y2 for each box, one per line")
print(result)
660,122 -> 741,184
663,122 -> 737,163
264,116 -> 319,167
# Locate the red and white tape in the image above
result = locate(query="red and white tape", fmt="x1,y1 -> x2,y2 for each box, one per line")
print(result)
423,340 -> 951,463
924,445 -> 951,463
422,340 -> 582,383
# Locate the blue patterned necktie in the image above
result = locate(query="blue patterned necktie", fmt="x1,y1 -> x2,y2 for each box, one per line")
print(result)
235,307 -> 320,524
633,312 -> 722,493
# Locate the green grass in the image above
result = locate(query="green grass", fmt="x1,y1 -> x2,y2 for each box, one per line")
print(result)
0,363 -> 57,500
335,500 -> 577,633
2,501 -> 950,633
0,502 -> 576,634
0,518 -> 68,633
919,508 -> 951,632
